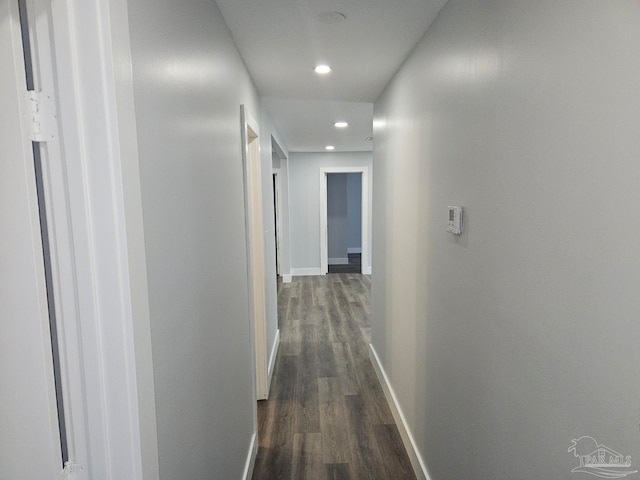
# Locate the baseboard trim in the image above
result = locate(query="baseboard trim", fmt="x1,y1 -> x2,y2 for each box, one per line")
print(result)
347,247 -> 362,254
291,268 -> 323,276
242,433 -> 257,480
362,265 -> 372,275
369,344 -> 432,480
282,274 -> 292,283
266,329 -> 280,396
329,257 -> 349,265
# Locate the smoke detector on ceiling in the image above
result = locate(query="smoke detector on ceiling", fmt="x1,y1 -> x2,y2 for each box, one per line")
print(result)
316,11 -> 346,25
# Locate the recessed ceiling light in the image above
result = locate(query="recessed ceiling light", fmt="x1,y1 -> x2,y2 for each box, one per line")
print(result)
314,64 -> 332,74
325,145 -> 335,150
334,122 -> 348,128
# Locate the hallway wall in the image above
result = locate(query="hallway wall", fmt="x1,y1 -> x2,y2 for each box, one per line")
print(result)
126,0 -> 261,478
371,0 -> 640,478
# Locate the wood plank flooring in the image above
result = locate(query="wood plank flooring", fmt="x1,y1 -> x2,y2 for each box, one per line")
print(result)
252,274 -> 415,480
328,254 -> 361,274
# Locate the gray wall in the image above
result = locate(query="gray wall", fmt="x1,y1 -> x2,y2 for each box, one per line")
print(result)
127,0 -> 260,478
371,0 -> 640,479
347,173 -> 362,252
289,151 -> 372,273
327,173 -> 348,262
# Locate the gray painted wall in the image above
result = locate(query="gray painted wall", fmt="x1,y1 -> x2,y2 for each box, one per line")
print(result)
372,1 -> 640,479
347,173 -> 362,252
327,173 -> 348,261
289,151 -> 372,272
127,0 -> 260,478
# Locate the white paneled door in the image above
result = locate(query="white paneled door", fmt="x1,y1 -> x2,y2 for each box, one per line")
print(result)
0,0 -> 64,478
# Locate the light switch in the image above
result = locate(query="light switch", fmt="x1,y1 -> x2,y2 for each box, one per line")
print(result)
447,206 -> 463,235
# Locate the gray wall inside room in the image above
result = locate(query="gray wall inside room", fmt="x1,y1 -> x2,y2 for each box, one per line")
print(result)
327,173 -> 348,262
347,172 -> 362,252
126,0 -> 260,478
371,1 -> 640,479
327,172 -> 362,262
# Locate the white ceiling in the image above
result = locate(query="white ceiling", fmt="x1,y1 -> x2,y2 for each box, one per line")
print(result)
215,0 -> 448,152
263,97 -> 373,152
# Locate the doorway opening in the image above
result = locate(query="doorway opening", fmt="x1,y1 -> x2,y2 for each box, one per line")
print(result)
273,173 -> 280,277
271,136 -> 287,284
326,172 -> 362,273
319,166 -> 370,275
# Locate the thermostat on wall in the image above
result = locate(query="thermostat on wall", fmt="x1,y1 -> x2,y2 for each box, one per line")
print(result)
447,206 -> 463,235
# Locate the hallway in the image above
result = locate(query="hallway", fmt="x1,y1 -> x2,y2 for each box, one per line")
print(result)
252,275 -> 415,479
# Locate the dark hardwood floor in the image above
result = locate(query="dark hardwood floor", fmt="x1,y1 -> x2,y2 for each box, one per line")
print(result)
328,253 -> 361,274
252,274 -> 416,480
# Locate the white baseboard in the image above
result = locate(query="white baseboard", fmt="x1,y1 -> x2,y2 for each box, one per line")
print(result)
369,344 -> 432,480
291,267 -> 323,276
362,265 -> 372,275
242,433 -> 257,480
266,329 -> 279,396
329,257 -> 349,265
282,274 -> 292,283
347,247 -> 362,254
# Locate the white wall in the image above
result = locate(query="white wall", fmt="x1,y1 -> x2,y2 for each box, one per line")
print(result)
289,151 -> 372,274
371,1 -> 640,479
126,0 -> 260,478
276,156 -> 292,279
327,173 -> 349,262
347,173 -> 362,252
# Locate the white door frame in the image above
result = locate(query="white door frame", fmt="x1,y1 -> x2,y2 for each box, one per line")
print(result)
319,167 -> 370,275
240,106 -> 269,401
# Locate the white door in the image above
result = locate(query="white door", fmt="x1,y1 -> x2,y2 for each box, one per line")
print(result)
240,107 -> 269,400
0,0 -> 64,478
